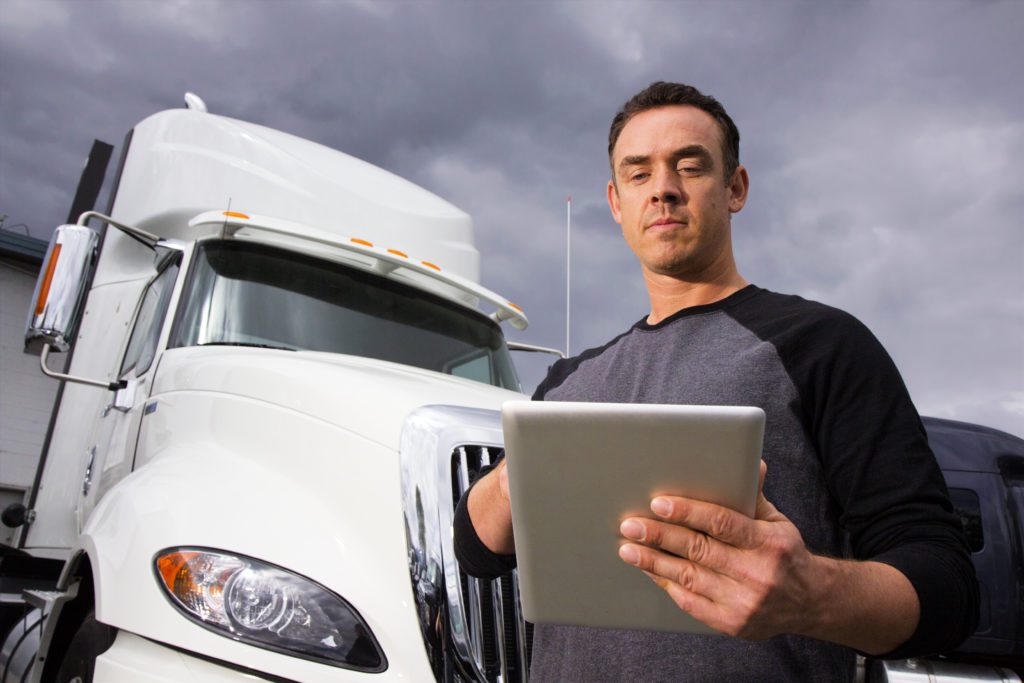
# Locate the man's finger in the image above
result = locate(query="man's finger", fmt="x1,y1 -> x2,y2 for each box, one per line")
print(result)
634,558 -> 765,639
649,496 -> 759,548
653,574 -> 738,636
497,460 -> 511,502
621,517 -> 740,573
754,460 -> 785,522
635,569 -> 730,635
619,543 -> 735,605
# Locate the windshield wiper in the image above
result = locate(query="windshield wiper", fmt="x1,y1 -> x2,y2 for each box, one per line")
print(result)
199,341 -> 297,351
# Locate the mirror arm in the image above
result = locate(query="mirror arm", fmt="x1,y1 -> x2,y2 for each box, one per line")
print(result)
77,211 -> 160,249
506,342 -> 566,359
40,343 -> 127,391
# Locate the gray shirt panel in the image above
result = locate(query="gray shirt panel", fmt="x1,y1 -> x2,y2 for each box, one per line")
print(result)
534,309 -> 853,682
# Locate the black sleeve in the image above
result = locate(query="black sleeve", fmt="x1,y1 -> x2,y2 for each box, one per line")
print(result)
453,458 -> 518,579
730,296 -> 978,657
801,310 -> 979,657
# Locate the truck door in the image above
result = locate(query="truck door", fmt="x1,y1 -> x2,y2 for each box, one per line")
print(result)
76,252 -> 182,532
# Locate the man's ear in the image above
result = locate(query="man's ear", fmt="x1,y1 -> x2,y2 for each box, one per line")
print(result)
607,179 -> 622,224
728,165 -> 750,214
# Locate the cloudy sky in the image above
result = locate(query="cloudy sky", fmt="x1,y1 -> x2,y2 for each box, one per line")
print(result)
1,0 -> 1021,435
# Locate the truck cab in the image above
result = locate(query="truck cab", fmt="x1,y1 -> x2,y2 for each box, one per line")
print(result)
1,100 -> 534,682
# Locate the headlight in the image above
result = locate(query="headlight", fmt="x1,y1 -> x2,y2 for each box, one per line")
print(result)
154,548 -> 385,672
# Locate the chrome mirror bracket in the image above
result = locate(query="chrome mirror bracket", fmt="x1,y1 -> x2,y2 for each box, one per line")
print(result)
40,343 -> 126,392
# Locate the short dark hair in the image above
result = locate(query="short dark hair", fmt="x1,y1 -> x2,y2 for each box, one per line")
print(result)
608,82 -> 740,181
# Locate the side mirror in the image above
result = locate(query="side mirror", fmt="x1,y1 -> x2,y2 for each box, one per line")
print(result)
24,224 -> 99,354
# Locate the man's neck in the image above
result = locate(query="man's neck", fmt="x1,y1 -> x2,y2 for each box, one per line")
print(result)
643,270 -> 749,325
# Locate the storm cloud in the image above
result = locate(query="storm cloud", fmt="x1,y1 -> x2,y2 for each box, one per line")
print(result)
1,0 -> 1021,433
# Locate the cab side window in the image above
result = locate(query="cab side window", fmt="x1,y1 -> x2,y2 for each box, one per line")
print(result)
449,353 -> 492,384
948,487 -> 984,553
120,258 -> 180,378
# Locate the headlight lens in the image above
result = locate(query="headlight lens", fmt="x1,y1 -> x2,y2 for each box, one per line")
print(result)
155,548 -> 385,671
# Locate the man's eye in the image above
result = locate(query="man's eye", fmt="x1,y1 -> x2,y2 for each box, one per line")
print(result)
679,165 -> 702,174
630,172 -> 649,182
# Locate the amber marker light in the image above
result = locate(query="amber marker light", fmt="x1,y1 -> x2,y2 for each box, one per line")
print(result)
157,550 -> 199,593
509,302 -> 524,313
351,238 -> 374,247
387,249 -> 408,258
222,211 -> 250,219
421,261 -> 441,271
34,244 -> 62,316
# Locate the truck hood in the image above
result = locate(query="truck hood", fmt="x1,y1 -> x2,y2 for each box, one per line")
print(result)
151,346 -> 524,450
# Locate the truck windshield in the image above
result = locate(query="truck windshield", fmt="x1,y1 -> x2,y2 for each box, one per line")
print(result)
171,241 -> 520,390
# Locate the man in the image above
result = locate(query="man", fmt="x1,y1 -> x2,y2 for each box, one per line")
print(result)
453,82 -> 978,681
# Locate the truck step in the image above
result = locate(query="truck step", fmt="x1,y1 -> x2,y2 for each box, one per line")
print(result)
22,590 -> 65,612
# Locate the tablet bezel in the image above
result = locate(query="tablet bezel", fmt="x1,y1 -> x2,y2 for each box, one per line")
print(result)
502,400 -> 765,635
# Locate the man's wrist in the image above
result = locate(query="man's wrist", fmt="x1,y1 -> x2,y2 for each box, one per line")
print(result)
795,554 -> 919,654
467,467 -> 515,555
796,553 -> 842,640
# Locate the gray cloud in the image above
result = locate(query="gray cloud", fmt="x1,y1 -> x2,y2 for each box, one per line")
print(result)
1,0 -> 1020,433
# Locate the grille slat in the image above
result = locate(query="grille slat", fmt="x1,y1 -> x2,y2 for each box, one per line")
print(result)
450,445 -> 531,682
457,447 -> 489,676
512,571 -> 531,679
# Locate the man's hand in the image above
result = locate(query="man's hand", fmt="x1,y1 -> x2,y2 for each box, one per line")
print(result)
498,459 -> 511,501
617,461 -> 816,639
617,461 -> 920,654
467,459 -> 515,555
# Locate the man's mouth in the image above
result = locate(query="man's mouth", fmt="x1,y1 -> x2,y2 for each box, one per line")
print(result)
646,217 -> 687,230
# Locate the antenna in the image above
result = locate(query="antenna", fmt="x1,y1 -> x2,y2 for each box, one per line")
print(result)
220,198 -> 232,240
566,195 -> 572,357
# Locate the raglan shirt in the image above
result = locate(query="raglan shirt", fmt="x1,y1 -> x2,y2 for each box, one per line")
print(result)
453,285 -> 978,682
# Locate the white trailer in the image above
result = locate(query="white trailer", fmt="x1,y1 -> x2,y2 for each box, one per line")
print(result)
0,96 -> 534,682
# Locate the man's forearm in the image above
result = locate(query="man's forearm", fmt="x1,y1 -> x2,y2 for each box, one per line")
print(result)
802,556 -> 919,655
467,464 -> 515,555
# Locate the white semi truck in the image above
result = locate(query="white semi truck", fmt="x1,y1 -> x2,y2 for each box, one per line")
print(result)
0,96 -> 537,682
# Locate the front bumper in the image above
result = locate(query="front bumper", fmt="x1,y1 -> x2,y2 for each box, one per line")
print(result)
95,632 -> 278,682
95,631 -> 403,682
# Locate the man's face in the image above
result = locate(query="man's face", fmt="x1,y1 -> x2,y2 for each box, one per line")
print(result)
607,105 -> 748,280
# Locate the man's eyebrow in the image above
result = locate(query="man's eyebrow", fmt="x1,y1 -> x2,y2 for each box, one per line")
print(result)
672,145 -> 714,164
618,154 -> 651,170
616,145 -> 714,172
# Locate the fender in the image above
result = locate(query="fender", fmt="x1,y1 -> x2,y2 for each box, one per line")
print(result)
74,390 -> 433,682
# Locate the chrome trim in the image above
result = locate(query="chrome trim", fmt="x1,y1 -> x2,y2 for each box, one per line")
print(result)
39,343 -> 125,391
82,446 -> 96,496
869,658 -> 1022,682
76,210 -> 159,247
457,446 -> 487,675
400,405 -> 531,682
25,224 -> 99,353
511,572 -> 530,676
506,342 -> 566,359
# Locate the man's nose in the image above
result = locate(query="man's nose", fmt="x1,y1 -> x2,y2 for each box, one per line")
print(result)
651,169 -> 683,204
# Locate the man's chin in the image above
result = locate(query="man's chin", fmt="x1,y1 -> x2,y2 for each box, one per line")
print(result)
643,260 -> 701,279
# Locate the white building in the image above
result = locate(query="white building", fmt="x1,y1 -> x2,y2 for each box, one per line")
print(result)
0,231 -> 57,546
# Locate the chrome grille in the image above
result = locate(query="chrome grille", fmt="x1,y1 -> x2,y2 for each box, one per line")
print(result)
451,446 -> 532,682
399,405 -> 532,683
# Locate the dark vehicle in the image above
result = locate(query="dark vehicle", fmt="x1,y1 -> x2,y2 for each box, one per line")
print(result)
867,417 -> 1024,682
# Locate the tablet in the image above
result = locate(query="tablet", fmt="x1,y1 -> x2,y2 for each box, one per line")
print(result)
501,400 -> 765,635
